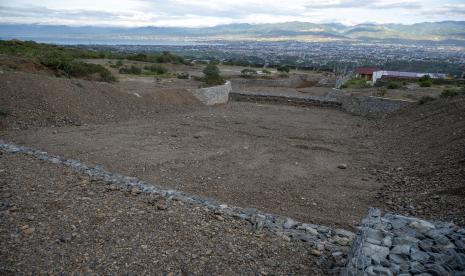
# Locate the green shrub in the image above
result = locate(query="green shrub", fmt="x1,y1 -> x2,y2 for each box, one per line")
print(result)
116,59 -> 124,67
441,87 -> 460,98
0,107 -> 9,116
418,96 -> 435,105
387,81 -> 402,89
277,65 -> 290,73
419,80 -> 433,87
375,88 -> 387,97
262,69 -> 271,74
119,66 -> 142,75
343,78 -> 371,89
241,68 -> 258,78
144,64 -> 168,75
177,72 -> 189,79
203,63 -> 225,86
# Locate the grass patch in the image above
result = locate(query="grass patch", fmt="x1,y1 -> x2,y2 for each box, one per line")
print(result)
341,78 -> 371,89
119,66 -> 142,75
418,96 -> 435,105
440,87 -> 465,98
144,64 -> 168,75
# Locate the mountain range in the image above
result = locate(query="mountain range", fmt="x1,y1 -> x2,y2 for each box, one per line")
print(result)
1,21 -> 464,45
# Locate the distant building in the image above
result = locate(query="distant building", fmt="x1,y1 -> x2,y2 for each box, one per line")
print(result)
372,71 -> 447,84
355,67 -> 380,81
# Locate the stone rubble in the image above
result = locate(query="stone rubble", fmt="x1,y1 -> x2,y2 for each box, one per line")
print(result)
344,208 -> 465,276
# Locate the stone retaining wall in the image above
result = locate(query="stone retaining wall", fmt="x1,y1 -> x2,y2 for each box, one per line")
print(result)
327,89 -> 412,118
229,92 -> 342,108
191,81 -> 232,105
344,208 -> 465,275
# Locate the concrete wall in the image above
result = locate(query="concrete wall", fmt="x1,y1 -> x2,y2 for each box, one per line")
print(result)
327,89 -> 412,118
191,81 -> 232,105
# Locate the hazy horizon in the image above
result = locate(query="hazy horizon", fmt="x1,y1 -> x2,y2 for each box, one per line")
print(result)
1,0 -> 464,28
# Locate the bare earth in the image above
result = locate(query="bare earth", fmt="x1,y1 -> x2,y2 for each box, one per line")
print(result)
4,102 -> 383,230
0,153 -> 323,275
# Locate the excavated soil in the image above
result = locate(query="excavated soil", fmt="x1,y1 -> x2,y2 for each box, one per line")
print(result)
3,102 -> 383,230
378,95 -> 465,225
0,153 -> 324,275
1,69 -> 464,274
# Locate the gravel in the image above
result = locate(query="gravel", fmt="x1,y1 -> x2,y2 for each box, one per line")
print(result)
0,153 -> 325,275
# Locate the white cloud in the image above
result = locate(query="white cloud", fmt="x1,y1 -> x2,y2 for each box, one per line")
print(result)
0,0 -> 463,27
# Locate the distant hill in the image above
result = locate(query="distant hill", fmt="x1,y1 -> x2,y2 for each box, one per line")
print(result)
1,21 -> 464,44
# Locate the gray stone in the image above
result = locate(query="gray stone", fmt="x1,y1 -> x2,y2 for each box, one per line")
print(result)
335,228 -> 355,239
410,220 -> 436,233
366,228 -> 385,242
382,236 -> 393,247
454,239 -> 465,252
390,263 -> 400,274
424,263 -> 451,276
410,261 -> 426,274
389,253 -> 409,264
411,249 -> 431,263
391,218 -> 408,230
299,224 -> 319,235
391,245 -> 411,256
373,266 -> 393,276
419,239 -> 434,251
393,236 -> 420,247
283,217 -> 298,229
434,235 -> 453,245
363,244 -> 390,263
455,253 -> 465,269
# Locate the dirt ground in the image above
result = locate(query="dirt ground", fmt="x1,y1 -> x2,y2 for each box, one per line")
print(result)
3,101 -> 382,230
0,153 -> 324,275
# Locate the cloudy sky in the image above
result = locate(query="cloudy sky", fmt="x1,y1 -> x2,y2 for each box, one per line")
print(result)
1,0 -> 464,27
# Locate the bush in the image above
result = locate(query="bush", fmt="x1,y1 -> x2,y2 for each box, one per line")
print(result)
418,96 -> 435,105
277,65 -> 290,73
119,66 -> 142,75
387,81 -> 402,89
342,78 -> 371,89
177,72 -> 189,79
241,68 -> 258,78
116,59 -> 124,67
440,87 -> 461,98
375,88 -> 387,97
203,63 -> 225,86
419,80 -> 433,87
0,107 -> 9,116
144,64 -> 168,75
262,69 -> 271,74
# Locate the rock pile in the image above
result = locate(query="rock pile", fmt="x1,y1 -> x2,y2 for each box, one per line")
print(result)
344,208 -> 465,275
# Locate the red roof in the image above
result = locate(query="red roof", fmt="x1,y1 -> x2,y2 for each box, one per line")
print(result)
355,67 -> 380,75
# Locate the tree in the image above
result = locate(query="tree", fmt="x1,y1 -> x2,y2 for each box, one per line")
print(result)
203,63 -> 224,85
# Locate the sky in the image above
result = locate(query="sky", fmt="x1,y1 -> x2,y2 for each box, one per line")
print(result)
0,0 -> 465,27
